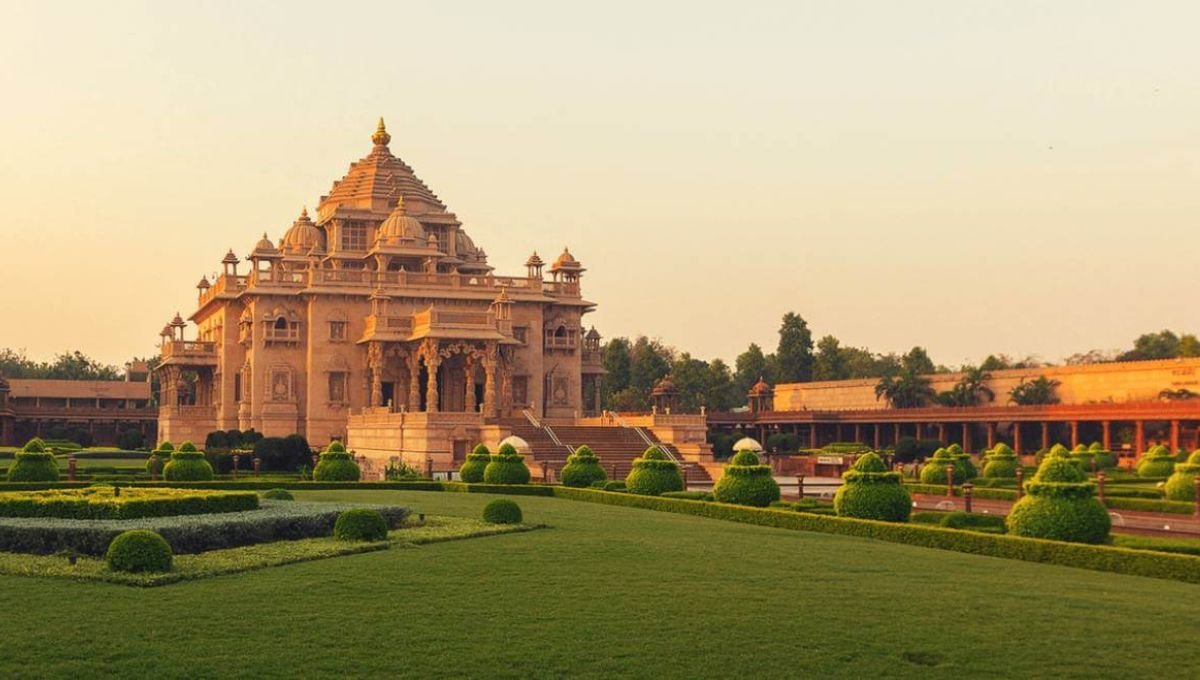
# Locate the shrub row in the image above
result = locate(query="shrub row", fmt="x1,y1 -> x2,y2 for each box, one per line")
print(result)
0,488 -> 259,520
0,502 -> 410,556
548,487 -> 1200,584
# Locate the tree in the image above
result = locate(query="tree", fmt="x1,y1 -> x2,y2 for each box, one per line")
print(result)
704,359 -> 739,411
1008,376 -> 1061,406
1118,330 -> 1200,361
1064,350 -> 1115,365
0,348 -> 123,380
813,335 -> 849,381
734,343 -> 771,399
775,312 -> 814,383
600,338 -> 632,406
670,353 -> 709,412
935,366 -> 994,407
628,336 -> 673,393
874,369 -> 936,408
980,354 -> 1042,371
901,347 -> 935,375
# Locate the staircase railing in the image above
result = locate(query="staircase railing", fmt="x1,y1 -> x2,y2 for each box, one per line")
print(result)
521,408 -> 541,428
522,408 -> 573,455
609,413 -> 680,464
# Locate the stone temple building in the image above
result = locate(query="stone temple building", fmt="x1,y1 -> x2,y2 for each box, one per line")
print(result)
156,120 -> 605,467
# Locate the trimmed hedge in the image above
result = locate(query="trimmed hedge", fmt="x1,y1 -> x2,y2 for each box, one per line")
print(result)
163,442 -> 215,482
105,530 -> 173,573
1006,458 -> 1110,544
7,438 -> 60,483
1136,445 -> 1177,478
1164,450 -> 1200,502
261,488 -> 295,501
919,448 -> 972,485
313,441 -> 361,482
712,450 -> 780,507
483,443 -> 531,485
482,498 -> 523,524
625,446 -> 683,496
333,509 -> 388,541
560,445 -> 608,488
833,452 -> 911,522
0,487 -> 259,520
549,487 -> 1200,585
982,443 -> 1019,479
458,444 -> 490,483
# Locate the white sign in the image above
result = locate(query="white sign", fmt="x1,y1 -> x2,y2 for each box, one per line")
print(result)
816,456 -> 842,465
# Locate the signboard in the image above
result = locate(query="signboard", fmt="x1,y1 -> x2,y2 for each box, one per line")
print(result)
816,456 -> 842,465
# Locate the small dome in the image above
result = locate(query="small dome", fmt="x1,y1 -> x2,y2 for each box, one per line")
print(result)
585,326 -> 601,340
651,375 -> 677,395
196,276 -> 210,289
221,249 -> 240,265
170,312 -> 186,327
281,208 -> 325,253
499,435 -> 531,455
748,377 -> 773,396
251,233 -> 277,256
732,437 -> 763,453
551,247 -> 582,271
525,251 -> 545,268
377,197 -> 426,243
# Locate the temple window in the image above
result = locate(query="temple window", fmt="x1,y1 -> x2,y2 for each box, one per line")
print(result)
329,321 -> 347,342
269,369 -> 292,402
513,326 -> 528,344
328,372 -> 348,403
341,222 -> 367,251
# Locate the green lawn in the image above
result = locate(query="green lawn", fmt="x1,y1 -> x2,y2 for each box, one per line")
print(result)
1,490 -> 1198,678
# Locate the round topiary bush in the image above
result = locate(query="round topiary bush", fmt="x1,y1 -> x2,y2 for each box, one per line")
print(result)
333,509 -> 388,541
6,437 -> 61,482
1005,457 -> 1111,544
458,443 -> 491,483
313,441 -> 361,482
624,446 -> 684,496
560,445 -> 608,488
982,443 -> 1019,478
1164,450 -> 1200,501
919,448 -> 970,485
482,498 -> 523,524
833,452 -> 911,522
483,443 -> 531,484
162,441 -> 215,481
261,488 -> 295,501
712,449 -> 780,507
105,529 -> 173,573
1136,445 -> 1176,478
144,441 -> 174,474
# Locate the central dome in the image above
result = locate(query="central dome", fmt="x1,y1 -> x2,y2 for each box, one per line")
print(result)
377,197 -> 426,243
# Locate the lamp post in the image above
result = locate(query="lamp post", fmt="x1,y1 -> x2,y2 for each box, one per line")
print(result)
945,464 -> 955,498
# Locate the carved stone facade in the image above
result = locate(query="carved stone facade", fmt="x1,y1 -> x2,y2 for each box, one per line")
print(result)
156,120 -> 603,452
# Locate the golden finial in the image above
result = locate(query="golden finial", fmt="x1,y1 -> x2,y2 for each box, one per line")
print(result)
392,194 -> 404,213
300,206 -> 309,219
372,117 -> 391,146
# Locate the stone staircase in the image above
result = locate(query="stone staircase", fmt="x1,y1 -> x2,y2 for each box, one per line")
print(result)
504,421 -> 712,483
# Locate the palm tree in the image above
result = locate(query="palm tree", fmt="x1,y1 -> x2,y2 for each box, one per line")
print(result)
875,369 -> 936,408
937,365 -> 995,406
1008,376 -> 1061,406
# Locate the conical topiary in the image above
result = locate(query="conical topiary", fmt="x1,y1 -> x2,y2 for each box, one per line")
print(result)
982,443 -> 1019,478
833,452 -> 911,522
625,446 -> 683,496
1086,441 -> 1116,470
1164,450 -> 1200,501
1005,456 -> 1111,544
945,443 -> 978,479
1136,444 -> 1175,478
146,440 -> 174,474
6,437 -> 60,482
483,443 -> 531,484
712,449 -> 780,507
560,445 -> 607,488
313,440 -> 361,481
459,443 -> 491,483
919,448 -> 970,485
1069,443 -> 1095,471
163,440 -> 215,481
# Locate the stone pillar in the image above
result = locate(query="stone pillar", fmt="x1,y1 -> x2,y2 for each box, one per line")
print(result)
1040,421 -> 1050,450
853,423 -> 862,444
808,424 -> 817,449
464,355 -> 477,413
1102,420 -> 1112,451
1171,420 -> 1181,454
1070,421 -> 1080,449
961,423 -> 971,453
893,422 -> 901,443
1013,422 -> 1022,455
914,423 -> 923,440
936,423 -> 946,442
836,424 -> 844,441
367,342 -> 383,408
873,424 -> 881,450
1134,420 -> 1145,455
482,342 -> 498,417
407,347 -> 421,412
423,340 -> 441,413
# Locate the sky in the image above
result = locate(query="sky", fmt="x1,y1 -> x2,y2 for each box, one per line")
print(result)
1,1 -> 1197,370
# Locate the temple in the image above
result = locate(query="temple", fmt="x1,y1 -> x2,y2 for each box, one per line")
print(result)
155,119 -> 605,469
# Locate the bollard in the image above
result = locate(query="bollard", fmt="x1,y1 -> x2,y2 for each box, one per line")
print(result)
682,464 -> 689,490
113,484 -> 121,497
1097,471 -> 1106,503
232,454 -> 240,480
946,464 -> 955,498
610,463 -> 617,479
963,482 -> 974,513
425,456 -> 434,480
541,461 -> 549,483
253,457 -> 261,477
1015,467 -> 1025,500
67,456 -> 77,482
1194,477 -> 1200,518
797,475 -> 805,499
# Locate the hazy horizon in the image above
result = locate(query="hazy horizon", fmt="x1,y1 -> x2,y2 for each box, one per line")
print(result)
1,1 -> 1197,370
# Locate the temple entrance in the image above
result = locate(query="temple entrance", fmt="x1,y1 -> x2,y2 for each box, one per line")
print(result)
418,366 -> 430,411
381,382 -> 395,409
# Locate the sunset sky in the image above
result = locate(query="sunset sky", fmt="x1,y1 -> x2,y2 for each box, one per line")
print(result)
1,1 -> 1197,370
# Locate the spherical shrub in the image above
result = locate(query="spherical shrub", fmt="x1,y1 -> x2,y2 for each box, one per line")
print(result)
482,498 -> 523,524
982,443 -> 1019,478
833,452 -> 911,522
7,438 -> 61,482
712,449 -> 780,507
1136,445 -> 1176,478
624,446 -> 683,496
919,448 -> 969,485
163,442 -> 215,482
1164,450 -> 1200,501
261,488 -> 295,501
1005,457 -> 1110,544
560,445 -> 608,488
483,443 -> 531,484
458,443 -> 491,483
105,530 -> 173,573
333,509 -> 388,541
313,442 -> 361,482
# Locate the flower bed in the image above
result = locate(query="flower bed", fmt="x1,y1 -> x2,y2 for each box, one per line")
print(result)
0,487 -> 259,520
0,501 -> 409,556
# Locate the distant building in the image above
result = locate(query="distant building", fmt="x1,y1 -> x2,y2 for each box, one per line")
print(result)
0,365 -> 156,446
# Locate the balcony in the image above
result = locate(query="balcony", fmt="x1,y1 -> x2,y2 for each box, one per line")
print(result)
160,340 -> 218,366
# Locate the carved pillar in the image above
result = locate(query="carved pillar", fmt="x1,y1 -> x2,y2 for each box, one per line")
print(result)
1040,421 -> 1050,450
1013,422 -> 1022,455
464,354 -> 477,413
1171,419 -> 1181,454
1134,420 -> 1145,455
961,423 -> 971,453
1070,421 -> 1080,449
407,346 -> 421,412
483,342 -> 498,417
1101,420 -> 1111,451
986,422 -> 996,449
422,340 -> 441,413
367,342 -> 383,408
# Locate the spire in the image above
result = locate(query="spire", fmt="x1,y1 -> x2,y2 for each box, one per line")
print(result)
300,206 -> 309,219
372,117 -> 391,147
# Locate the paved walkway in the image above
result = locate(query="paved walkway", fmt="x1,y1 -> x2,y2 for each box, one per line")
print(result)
909,493 -> 1200,537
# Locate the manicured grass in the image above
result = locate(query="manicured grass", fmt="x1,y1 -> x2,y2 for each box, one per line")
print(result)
0,490 -> 1197,677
